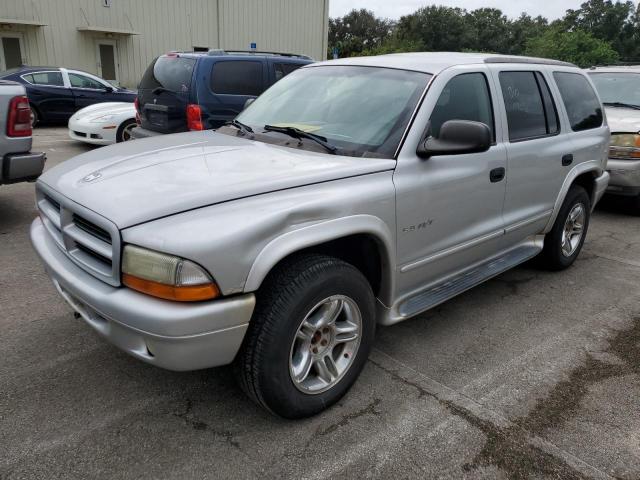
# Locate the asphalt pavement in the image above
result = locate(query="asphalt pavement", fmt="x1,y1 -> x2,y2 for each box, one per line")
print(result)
1,127 -> 639,479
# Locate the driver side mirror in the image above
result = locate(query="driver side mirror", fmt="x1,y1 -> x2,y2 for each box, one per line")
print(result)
104,86 -> 115,93
417,120 -> 491,158
243,98 -> 256,110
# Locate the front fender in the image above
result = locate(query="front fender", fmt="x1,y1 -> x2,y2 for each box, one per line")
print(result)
245,214 -> 396,305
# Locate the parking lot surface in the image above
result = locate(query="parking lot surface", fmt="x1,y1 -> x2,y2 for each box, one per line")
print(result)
1,128 -> 639,479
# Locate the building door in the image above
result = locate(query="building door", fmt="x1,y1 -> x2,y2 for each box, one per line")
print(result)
97,40 -> 118,83
0,33 -> 25,70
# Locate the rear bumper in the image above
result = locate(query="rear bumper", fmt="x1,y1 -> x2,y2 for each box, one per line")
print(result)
130,126 -> 164,139
30,217 -> 255,371
592,170 -> 610,209
606,159 -> 640,196
1,151 -> 46,184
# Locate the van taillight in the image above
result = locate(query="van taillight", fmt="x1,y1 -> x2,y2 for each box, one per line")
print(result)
134,97 -> 141,125
7,95 -> 32,137
186,104 -> 203,131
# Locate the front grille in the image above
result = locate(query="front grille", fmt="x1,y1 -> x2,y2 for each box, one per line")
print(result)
36,185 -> 121,286
73,131 -> 87,137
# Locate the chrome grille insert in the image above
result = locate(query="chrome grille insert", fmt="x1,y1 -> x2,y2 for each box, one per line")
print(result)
36,183 -> 121,286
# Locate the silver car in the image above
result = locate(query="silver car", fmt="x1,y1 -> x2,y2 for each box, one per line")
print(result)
31,53 -> 609,418
588,66 -> 640,212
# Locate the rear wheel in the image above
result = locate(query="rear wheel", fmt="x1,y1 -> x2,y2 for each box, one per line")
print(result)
30,106 -> 38,127
116,118 -> 137,143
235,254 -> 376,418
540,185 -> 590,270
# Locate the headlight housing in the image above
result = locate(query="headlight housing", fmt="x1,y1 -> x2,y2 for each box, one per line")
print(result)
609,133 -> 640,159
90,114 -> 118,123
121,245 -> 220,302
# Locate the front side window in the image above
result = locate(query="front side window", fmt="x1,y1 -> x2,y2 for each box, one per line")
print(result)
26,71 -> 64,87
69,73 -> 104,89
236,65 -> 431,158
553,72 -> 603,132
589,72 -> 640,108
274,62 -> 302,81
499,71 -> 559,141
429,73 -> 494,141
211,61 -> 263,95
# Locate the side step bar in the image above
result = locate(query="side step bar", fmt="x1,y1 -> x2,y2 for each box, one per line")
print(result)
397,245 -> 541,319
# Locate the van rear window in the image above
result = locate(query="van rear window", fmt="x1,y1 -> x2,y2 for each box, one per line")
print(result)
139,56 -> 196,92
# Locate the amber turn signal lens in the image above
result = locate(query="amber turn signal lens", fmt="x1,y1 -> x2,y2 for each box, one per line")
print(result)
122,273 -> 220,302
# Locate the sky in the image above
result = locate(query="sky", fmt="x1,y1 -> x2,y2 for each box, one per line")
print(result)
329,0 -> 597,20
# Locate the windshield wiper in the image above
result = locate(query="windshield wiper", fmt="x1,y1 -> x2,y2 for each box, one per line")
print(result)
151,86 -> 178,96
603,101 -> 640,110
263,125 -> 338,154
227,119 -> 254,136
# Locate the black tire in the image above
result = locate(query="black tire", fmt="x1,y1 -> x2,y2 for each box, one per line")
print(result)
540,185 -> 591,270
234,254 -> 376,419
116,118 -> 137,143
30,105 -> 39,128
632,194 -> 640,216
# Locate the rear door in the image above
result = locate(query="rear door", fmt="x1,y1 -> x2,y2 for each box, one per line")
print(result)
205,59 -> 267,128
137,55 -> 197,134
21,70 -> 75,121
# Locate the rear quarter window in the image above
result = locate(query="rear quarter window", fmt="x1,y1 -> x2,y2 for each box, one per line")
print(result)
553,72 -> 603,132
139,56 -> 196,92
210,61 -> 263,95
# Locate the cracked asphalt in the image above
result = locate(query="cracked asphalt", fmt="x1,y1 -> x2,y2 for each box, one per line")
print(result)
1,127 -> 640,479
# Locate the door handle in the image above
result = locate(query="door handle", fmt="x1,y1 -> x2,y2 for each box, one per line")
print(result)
489,167 -> 506,183
562,154 -> 574,166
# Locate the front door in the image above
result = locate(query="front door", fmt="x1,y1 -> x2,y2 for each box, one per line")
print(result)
0,33 -> 25,70
97,41 -> 118,84
394,69 -> 508,301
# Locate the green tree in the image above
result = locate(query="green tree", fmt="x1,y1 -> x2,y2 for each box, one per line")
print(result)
395,6 -> 468,52
525,28 -> 619,67
508,14 -> 549,55
328,9 -> 394,58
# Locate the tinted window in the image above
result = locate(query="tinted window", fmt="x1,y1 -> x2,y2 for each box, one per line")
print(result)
553,72 -> 603,131
536,72 -> 560,135
211,61 -> 263,95
429,73 -> 494,140
139,56 -> 196,92
69,73 -> 103,89
27,71 -> 64,87
274,62 -> 302,81
500,72 -> 548,141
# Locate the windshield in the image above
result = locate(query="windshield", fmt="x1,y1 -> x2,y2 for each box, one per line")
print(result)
236,65 -> 431,158
139,55 -> 196,93
589,72 -> 640,107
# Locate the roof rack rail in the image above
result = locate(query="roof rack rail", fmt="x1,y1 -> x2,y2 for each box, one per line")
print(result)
207,49 -> 313,60
484,56 -> 576,68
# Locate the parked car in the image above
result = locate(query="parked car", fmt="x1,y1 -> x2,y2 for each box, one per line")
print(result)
68,102 -> 137,145
588,66 -> 640,213
0,66 -> 136,126
0,80 -> 45,185
131,50 -> 312,138
30,53 -> 609,418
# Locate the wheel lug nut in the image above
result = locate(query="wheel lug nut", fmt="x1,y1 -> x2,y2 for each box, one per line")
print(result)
323,327 -> 329,334
321,339 -> 328,346
312,348 -> 318,354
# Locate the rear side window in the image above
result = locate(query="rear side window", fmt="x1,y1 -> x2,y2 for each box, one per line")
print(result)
139,56 -> 196,93
499,71 -> 559,141
211,61 -> 263,95
429,72 -> 495,141
553,72 -> 603,132
24,71 -> 64,87
274,62 -> 303,81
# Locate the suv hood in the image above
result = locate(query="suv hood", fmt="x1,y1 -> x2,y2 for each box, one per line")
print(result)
604,106 -> 640,133
39,131 -> 395,228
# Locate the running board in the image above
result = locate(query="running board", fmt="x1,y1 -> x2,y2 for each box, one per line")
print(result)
397,245 -> 541,319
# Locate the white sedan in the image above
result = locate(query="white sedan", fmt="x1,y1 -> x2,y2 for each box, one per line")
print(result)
68,102 -> 137,145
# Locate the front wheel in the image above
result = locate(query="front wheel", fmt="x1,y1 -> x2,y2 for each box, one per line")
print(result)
540,185 -> 591,270
116,118 -> 137,142
235,254 -> 376,418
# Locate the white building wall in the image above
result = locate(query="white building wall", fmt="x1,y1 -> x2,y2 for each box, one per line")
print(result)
0,0 -> 328,88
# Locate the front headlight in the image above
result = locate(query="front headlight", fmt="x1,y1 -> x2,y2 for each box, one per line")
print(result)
121,245 -> 220,302
90,114 -> 118,123
609,133 -> 640,159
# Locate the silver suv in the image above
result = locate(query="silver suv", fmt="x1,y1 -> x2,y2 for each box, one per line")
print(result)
588,66 -> 640,212
31,53 -> 610,418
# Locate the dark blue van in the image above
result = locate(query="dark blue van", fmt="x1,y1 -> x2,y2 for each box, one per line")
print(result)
133,50 -> 313,138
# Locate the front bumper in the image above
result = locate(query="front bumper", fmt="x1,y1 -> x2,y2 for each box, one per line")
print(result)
30,217 -> 255,371
606,159 -> 640,196
1,151 -> 46,184
68,118 -> 115,146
